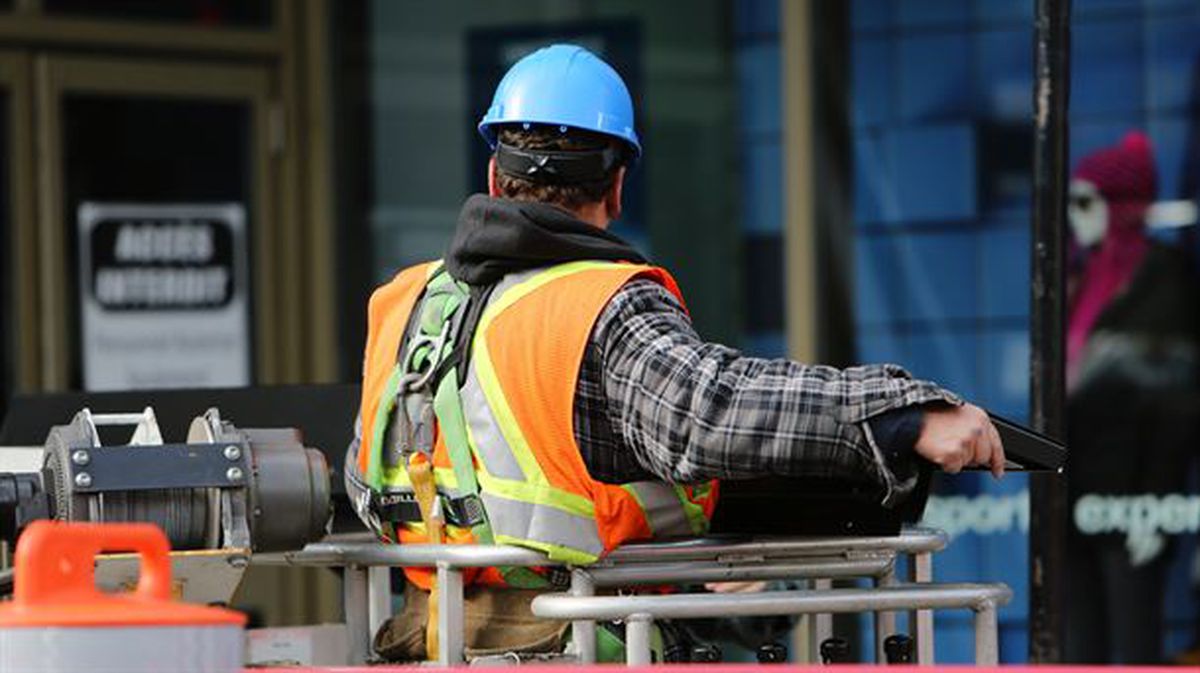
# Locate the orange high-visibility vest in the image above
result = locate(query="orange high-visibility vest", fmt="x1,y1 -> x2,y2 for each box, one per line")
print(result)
354,260 -> 718,588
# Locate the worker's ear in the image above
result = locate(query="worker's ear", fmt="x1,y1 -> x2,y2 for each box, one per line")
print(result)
604,166 -> 626,221
487,156 -> 501,197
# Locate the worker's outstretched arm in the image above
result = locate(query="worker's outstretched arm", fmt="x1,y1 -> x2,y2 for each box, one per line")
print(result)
594,279 -> 999,505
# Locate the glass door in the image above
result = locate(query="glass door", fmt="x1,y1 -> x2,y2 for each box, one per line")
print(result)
34,55 -> 278,390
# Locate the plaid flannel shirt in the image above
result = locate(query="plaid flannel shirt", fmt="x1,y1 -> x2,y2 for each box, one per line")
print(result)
574,279 -> 960,505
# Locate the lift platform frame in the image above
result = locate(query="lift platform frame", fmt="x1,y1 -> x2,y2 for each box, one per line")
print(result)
256,527 -> 1010,667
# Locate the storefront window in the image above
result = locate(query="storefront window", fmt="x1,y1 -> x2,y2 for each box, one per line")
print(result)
356,0 -> 1200,664
850,0 -> 1200,664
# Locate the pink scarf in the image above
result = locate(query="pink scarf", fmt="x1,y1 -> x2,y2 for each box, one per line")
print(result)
1066,132 -> 1156,375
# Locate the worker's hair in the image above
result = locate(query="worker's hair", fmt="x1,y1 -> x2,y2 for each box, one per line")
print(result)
494,125 -> 623,212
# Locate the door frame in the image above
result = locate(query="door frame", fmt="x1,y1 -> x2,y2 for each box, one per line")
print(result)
0,51 -> 35,393
33,55 -> 278,388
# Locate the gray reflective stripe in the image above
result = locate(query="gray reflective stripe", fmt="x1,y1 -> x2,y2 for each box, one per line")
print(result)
461,365 -> 526,481
460,269 -> 539,482
626,481 -> 695,538
481,491 -> 605,558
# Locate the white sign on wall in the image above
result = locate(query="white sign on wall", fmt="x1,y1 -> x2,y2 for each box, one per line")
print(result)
78,203 -> 251,391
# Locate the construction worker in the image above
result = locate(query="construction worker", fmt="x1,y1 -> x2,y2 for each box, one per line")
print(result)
345,43 -> 1006,662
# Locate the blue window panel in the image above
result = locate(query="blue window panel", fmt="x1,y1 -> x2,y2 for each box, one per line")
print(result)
856,234 -> 910,326
922,483 -> 1030,651
1070,119 -> 1142,173
975,481 -> 1031,606
973,0 -> 1032,25
1146,16 -> 1200,113
742,331 -> 787,358
1164,533 -> 1200,659
901,231 -> 978,322
898,33 -> 971,122
1147,0 -> 1200,11
977,29 -> 1033,121
1149,116 -> 1188,200
736,42 -> 781,137
888,124 -> 977,222
934,619 -> 976,663
1168,626 -> 1197,662
740,140 -> 783,235
1072,19 -> 1143,118
979,326 -> 1030,419
980,224 -> 1030,319
907,328 -> 980,400
855,234 -> 908,327
1074,0 -> 1143,17
854,133 -> 894,224
853,37 -> 892,128
896,0 -> 970,29
851,0 -> 891,33
1000,622 -> 1030,663
733,0 -> 778,39
856,329 -> 909,366
1165,534 -> 1199,622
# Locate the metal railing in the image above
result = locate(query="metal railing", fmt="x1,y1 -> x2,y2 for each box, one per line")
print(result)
255,527 -> 1007,667
533,583 -> 1012,666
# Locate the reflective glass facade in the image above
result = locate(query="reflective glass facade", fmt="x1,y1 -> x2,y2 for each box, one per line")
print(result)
850,0 -> 1200,664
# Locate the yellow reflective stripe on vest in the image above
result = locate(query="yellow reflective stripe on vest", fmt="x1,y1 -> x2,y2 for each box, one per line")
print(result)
467,261 -> 622,520
382,465 -> 458,491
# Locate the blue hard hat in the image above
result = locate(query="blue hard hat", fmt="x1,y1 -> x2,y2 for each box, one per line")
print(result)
478,44 -> 642,158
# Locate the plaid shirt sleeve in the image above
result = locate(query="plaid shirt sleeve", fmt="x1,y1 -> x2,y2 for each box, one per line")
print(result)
592,278 -> 962,505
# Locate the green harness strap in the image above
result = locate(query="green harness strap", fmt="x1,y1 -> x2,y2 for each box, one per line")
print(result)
405,269 -> 547,589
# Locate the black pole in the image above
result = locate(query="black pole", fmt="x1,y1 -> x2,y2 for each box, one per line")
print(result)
1029,0 -> 1070,663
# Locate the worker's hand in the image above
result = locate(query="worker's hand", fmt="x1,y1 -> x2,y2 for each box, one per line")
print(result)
705,581 -> 769,593
914,403 -> 1005,479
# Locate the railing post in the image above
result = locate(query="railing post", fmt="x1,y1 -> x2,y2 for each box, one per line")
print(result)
436,562 -> 465,666
367,565 -> 392,644
910,550 -> 935,663
974,600 -> 1000,666
874,563 -> 897,663
812,577 -> 834,654
570,568 -> 597,664
624,613 -> 654,666
342,564 -> 371,664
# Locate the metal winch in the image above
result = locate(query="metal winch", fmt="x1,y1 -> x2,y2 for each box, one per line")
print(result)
3,407 -> 331,553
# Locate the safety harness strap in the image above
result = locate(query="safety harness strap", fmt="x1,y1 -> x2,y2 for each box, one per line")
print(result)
436,361 -> 549,590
